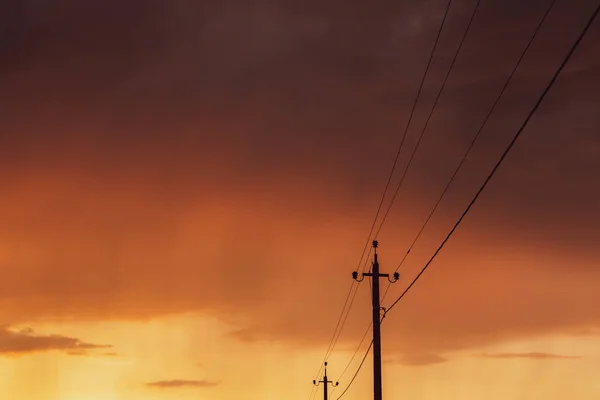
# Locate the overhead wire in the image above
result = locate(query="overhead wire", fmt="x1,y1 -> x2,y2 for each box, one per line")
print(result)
384,0 -> 600,318
326,0 -> 600,396
373,0 -> 483,241
321,282 -> 355,361
335,322 -> 372,384
324,0 -> 459,396
308,0 -> 456,391
326,282 -> 363,359
308,281 -> 356,400
380,0 -> 559,305
356,0 -> 456,276
309,279 -> 363,400
334,339 -> 374,400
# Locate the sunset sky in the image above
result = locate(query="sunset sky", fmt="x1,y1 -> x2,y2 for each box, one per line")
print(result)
1,0 -> 600,399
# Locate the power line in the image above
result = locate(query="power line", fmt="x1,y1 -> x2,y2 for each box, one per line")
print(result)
322,282 -> 355,360
335,323 -> 372,384
334,339 -> 374,400
310,282 -> 363,400
309,0 -> 457,385
311,0 -> 457,395
357,0 -> 455,275
326,282 -> 363,361
317,2 -> 598,398
384,0 -> 600,317
309,281 -> 357,400
329,322 -> 371,399
374,0 -> 483,239
309,382 -> 319,400
380,0 -> 559,305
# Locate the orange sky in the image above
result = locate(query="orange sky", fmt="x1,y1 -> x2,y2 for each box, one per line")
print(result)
1,0 -> 600,399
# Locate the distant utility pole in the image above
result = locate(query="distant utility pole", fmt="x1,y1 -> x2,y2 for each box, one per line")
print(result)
313,362 -> 338,400
353,240 -> 399,400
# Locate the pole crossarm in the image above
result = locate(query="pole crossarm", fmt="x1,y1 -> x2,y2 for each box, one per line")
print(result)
313,362 -> 338,400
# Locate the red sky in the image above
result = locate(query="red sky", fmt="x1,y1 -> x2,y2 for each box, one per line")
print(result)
1,1 -> 600,399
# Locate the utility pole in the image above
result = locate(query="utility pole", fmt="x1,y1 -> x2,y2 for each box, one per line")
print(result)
353,241 -> 399,400
313,362 -> 338,400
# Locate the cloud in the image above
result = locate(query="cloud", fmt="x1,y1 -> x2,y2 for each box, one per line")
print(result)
0,0 -> 599,364
385,353 -> 448,366
570,328 -> 600,337
66,350 -> 90,356
479,352 -> 581,360
146,379 -> 219,389
0,326 -> 111,356
66,350 -> 120,358
227,329 -> 265,343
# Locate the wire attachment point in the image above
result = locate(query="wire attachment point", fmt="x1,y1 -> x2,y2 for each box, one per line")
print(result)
352,271 -> 364,282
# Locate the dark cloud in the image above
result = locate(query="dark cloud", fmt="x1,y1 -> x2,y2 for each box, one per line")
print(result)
2,0 -> 598,185
479,352 -> 581,360
0,326 -> 111,356
146,379 -> 219,389
0,0 -> 599,361
2,0 -> 597,185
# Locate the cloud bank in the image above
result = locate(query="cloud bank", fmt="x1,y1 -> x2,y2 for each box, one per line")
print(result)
479,352 -> 581,360
0,326 -> 111,356
0,0 -> 599,361
146,379 -> 220,389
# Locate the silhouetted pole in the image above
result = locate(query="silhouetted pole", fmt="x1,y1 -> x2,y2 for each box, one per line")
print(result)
313,362 -> 338,400
353,241 -> 399,400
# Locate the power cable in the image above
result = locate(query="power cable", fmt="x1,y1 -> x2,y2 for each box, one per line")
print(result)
309,280 -> 356,398
310,282 -> 362,400
336,323 -> 372,384
357,0 -> 455,274
334,339 -> 374,400
308,0 -> 457,388
320,2 -> 600,398
374,0 -> 483,239
380,0 -> 559,305
384,0 -> 600,317
327,282 -> 363,360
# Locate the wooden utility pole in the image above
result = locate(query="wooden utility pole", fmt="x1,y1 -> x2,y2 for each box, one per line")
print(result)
353,241 -> 399,400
